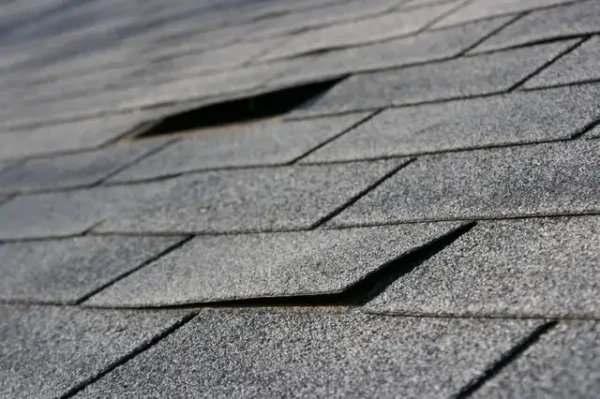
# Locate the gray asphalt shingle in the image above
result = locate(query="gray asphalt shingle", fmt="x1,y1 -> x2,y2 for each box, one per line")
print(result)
85,222 -> 463,307
0,178 -> 177,240
364,217 -> 600,318
96,159 -> 407,234
0,236 -> 184,304
523,36 -> 600,89
473,322 -> 600,398
0,112 -> 150,161
288,40 -> 577,118
0,141 -> 168,193
431,0 -> 577,29
74,311 -> 541,399
0,305 -> 193,399
469,0 -> 600,53
259,1 -> 461,61
327,141 -> 600,227
269,16 -> 515,88
301,84 -> 600,163
108,112 -> 371,183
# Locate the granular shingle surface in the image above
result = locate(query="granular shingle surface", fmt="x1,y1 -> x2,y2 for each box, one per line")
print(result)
73,311 -> 541,399
2,0 -> 599,397
364,217 -> 600,318
0,305 -> 193,399
288,40 -> 578,118
469,0 -> 600,53
0,236 -> 184,304
97,160 -> 406,234
301,84 -> 600,162
108,112 -> 370,182
0,141 -> 168,193
472,322 -> 600,398
523,35 -> 600,89
328,141 -> 600,226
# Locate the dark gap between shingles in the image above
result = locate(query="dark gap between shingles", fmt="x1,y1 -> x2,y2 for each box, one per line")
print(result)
59,312 -> 197,399
131,77 -> 348,139
87,222 -> 475,310
453,320 -> 559,399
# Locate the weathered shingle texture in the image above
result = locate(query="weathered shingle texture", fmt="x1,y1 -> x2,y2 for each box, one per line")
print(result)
0,0 -> 598,398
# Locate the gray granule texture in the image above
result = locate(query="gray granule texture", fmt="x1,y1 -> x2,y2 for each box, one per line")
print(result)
108,112 -> 370,183
270,16 -> 514,88
0,305 -> 193,399
259,1 -> 460,61
289,40 -> 577,118
301,84 -> 600,162
364,217 -> 600,318
95,159 -> 406,234
0,178 -> 178,240
327,141 -> 600,226
73,311 -> 541,399
469,0 -> 600,53
0,111 -> 150,161
0,235 -> 184,304
523,36 -> 600,89
432,0 -> 577,29
473,321 -> 600,398
0,141 -> 167,193
85,222 -> 463,307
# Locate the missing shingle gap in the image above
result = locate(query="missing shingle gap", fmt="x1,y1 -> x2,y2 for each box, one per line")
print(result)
88,222 -> 475,310
131,78 -> 347,139
59,312 -> 197,399
453,320 -> 558,399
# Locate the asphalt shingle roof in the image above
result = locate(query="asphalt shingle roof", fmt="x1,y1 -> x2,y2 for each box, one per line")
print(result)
0,0 -> 599,398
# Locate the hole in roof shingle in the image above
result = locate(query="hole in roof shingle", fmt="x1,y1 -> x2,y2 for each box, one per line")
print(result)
132,78 -> 347,139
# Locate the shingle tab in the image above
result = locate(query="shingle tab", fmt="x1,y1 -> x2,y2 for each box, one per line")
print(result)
289,41 -> 577,118
432,0 -> 576,29
473,322 -> 600,398
364,217 -> 600,318
0,141 -> 168,193
0,306 -> 193,399
74,311 -> 541,399
523,37 -> 600,89
270,16 -> 515,88
96,160 -> 407,234
86,222 -> 462,307
0,112 -> 151,161
0,236 -> 184,304
469,0 -> 600,53
327,141 -> 600,227
108,112 -> 370,183
0,179 -> 177,240
260,1 -> 461,61
301,84 -> 600,163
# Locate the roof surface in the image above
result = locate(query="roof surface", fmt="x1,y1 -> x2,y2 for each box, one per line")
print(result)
0,0 -> 599,398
